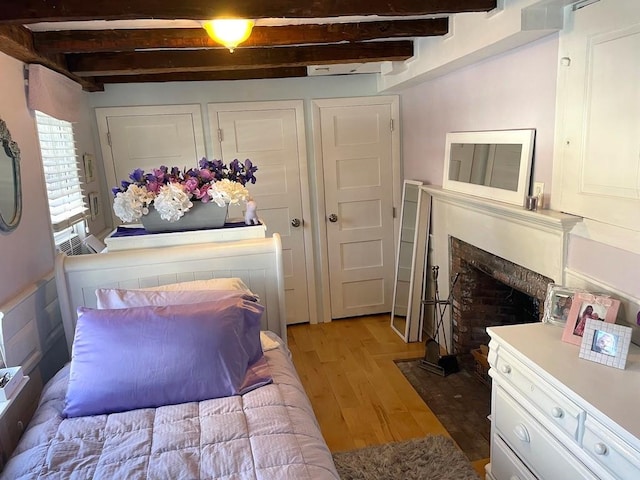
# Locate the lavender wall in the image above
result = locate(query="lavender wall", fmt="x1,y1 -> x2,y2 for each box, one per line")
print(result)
0,53 -> 98,305
0,53 -> 55,302
399,35 -> 559,195
397,34 -> 639,316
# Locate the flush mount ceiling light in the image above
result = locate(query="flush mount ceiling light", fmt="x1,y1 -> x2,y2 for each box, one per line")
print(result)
203,19 -> 255,53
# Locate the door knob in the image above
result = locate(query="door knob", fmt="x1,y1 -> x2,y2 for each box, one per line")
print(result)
291,218 -> 301,227
328,214 -> 338,223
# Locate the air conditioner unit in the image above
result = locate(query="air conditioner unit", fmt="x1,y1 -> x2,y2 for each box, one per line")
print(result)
56,234 -> 84,256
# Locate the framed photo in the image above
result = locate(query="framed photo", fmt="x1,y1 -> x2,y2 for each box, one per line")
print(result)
561,293 -> 620,346
579,319 -> 632,369
543,284 -> 583,326
83,153 -> 96,183
88,192 -> 99,220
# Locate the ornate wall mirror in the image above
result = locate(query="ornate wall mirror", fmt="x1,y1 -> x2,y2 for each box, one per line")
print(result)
391,180 -> 431,342
0,118 -> 22,232
443,129 -> 535,206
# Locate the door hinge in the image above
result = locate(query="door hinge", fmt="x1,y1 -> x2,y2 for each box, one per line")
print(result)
107,131 -> 112,146
217,128 -> 223,143
572,0 -> 600,11
393,207 -> 397,218
390,119 -> 394,132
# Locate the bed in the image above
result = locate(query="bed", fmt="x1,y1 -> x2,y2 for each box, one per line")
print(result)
0,235 -> 340,479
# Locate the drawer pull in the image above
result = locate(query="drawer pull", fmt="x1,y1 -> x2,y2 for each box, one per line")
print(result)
551,407 -> 564,418
501,364 -> 512,374
17,420 -> 23,432
594,443 -> 608,456
514,423 -> 530,443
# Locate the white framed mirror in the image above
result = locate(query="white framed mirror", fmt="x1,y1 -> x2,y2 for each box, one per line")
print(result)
443,129 -> 535,206
391,180 -> 431,342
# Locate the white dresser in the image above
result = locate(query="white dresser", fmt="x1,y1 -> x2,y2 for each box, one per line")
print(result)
487,323 -> 640,480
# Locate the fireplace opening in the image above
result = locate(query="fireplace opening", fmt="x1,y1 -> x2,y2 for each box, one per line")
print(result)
447,237 -> 554,374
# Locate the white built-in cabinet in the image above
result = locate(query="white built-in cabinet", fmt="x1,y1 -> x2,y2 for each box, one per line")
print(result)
552,0 -> 640,234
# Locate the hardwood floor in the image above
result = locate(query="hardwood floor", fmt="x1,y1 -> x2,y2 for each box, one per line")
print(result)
287,314 -> 489,478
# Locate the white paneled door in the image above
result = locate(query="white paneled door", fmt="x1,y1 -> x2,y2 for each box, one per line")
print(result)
96,105 -> 207,227
208,101 -> 315,325
314,97 -> 400,320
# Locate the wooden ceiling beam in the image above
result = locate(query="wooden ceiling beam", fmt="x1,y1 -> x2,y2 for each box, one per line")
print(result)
0,0 -> 496,23
66,41 -> 414,76
99,67 -> 308,84
0,25 -> 102,91
34,18 -> 448,54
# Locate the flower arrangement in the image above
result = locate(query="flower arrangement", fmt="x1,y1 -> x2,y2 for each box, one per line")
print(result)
111,158 -> 257,223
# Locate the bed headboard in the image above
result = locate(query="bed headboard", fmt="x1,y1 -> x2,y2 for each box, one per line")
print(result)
55,234 -> 286,352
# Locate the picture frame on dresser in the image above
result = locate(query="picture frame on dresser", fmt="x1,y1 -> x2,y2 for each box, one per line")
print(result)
561,292 -> 620,346
542,283 -> 584,326
579,319 -> 632,369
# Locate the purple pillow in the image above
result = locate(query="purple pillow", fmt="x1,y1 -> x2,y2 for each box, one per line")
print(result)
63,298 -> 271,418
95,287 -> 258,309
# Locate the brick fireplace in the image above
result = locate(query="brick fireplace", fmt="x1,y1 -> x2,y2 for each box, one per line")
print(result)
449,237 -> 553,360
423,185 -> 582,359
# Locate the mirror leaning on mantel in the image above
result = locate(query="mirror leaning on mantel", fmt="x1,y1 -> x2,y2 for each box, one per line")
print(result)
0,118 -> 22,233
443,129 -> 535,207
391,180 -> 431,342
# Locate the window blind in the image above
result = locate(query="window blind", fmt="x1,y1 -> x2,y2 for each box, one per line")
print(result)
35,111 -> 87,232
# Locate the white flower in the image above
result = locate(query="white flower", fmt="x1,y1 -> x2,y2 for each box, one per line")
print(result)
112,184 -> 153,222
152,184 -> 193,222
207,179 -> 250,207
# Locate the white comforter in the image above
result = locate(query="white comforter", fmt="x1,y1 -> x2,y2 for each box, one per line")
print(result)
1,334 -> 339,480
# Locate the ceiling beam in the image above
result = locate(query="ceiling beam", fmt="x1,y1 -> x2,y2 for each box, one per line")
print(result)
66,41 -> 414,76
1,0 -> 496,23
34,18 -> 448,54
99,67 -> 309,84
0,25 -> 102,91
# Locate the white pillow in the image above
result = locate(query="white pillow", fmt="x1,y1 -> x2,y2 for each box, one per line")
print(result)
142,277 -> 254,294
96,288 -> 257,310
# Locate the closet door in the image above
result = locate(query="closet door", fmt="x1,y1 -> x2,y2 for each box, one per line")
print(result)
313,97 -> 400,320
96,105 -> 206,226
553,0 -> 640,232
208,101 -> 316,325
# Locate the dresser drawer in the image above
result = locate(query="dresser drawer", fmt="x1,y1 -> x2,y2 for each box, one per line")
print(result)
583,416 -> 640,480
491,434 -> 537,480
494,387 -> 598,480
493,347 -> 585,442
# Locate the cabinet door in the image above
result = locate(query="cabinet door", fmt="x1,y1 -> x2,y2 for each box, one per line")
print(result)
553,0 -> 640,231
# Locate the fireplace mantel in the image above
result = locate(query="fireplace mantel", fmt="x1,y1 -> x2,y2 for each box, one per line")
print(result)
423,186 -> 582,352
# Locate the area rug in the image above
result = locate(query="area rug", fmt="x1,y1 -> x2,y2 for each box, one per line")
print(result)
332,435 -> 479,480
394,358 -> 491,461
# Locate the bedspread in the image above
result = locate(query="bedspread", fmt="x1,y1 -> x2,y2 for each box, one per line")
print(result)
1,335 -> 339,480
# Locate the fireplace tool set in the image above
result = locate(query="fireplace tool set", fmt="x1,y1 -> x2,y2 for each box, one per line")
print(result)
420,266 -> 460,376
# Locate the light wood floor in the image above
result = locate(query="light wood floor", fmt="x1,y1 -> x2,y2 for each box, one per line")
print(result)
287,314 -> 489,478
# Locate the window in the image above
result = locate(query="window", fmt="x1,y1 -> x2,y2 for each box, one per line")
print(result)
35,111 -> 87,254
